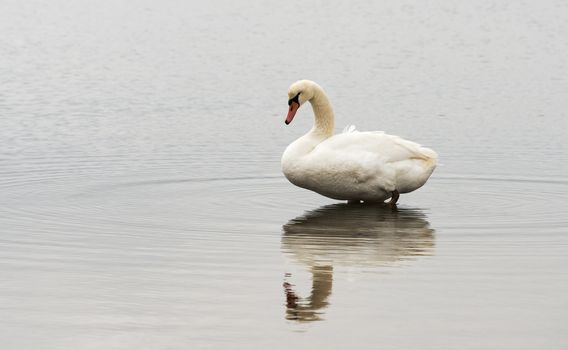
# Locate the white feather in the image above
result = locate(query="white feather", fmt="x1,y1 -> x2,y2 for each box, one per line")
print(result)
342,125 -> 357,133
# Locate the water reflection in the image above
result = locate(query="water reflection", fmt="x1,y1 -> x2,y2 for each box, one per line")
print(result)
281,204 -> 435,322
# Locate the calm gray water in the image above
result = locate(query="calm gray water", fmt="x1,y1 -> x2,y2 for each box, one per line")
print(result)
1,0 -> 568,349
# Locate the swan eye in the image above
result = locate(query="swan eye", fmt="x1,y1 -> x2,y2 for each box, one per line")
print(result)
288,92 -> 301,106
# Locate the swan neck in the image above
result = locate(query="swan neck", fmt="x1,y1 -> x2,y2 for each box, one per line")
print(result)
309,90 -> 334,137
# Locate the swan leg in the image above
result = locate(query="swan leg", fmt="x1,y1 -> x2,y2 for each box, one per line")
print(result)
388,190 -> 400,208
347,199 -> 360,204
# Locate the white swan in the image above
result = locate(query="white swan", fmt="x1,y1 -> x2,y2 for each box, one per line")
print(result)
281,80 -> 438,205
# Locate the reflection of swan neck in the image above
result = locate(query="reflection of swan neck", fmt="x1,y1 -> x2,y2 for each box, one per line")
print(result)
309,266 -> 333,309
285,266 -> 333,322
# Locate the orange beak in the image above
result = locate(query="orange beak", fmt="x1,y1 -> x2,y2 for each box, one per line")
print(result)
285,102 -> 300,125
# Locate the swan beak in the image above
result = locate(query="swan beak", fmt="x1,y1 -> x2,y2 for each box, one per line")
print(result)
285,102 -> 300,125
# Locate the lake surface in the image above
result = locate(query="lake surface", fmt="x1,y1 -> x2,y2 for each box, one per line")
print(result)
1,0 -> 568,349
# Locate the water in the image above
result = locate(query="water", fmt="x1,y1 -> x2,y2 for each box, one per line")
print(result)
1,0 -> 568,348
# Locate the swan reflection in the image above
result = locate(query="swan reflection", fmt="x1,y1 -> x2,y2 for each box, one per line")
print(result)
282,203 -> 435,322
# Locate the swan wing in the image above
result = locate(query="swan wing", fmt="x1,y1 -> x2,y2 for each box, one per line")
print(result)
309,128 -> 438,194
317,128 -> 437,165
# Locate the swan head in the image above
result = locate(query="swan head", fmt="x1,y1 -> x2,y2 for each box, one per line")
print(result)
285,80 -> 320,125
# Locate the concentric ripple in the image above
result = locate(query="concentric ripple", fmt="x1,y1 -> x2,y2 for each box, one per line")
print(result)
2,170 -> 566,238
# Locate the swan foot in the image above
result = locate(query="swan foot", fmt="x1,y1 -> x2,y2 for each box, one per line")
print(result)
347,199 -> 360,204
388,190 -> 399,208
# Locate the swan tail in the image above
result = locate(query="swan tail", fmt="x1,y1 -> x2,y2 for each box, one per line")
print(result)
394,147 -> 438,194
417,147 -> 438,168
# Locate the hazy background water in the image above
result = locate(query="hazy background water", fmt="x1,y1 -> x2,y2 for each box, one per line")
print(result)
1,0 -> 568,349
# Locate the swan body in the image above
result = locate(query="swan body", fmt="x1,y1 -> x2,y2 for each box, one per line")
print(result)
281,80 -> 437,204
